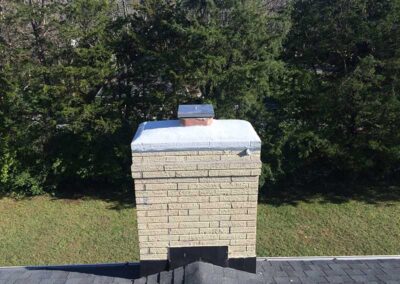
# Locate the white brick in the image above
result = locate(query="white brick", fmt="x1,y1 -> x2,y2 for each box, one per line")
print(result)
209,196 -> 219,202
175,170 -> 208,177
247,233 -> 256,240
168,190 -> 199,197
229,251 -> 255,258
178,196 -> 209,203
199,228 -> 229,234
186,155 -> 221,162
199,240 -> 229,246
219,182 -> 252,189
134,183 -> 145,190
220,221 -> 247,227
199,188 -> 231,196
230,188 -> 252,195
139,235 -> 148,242
230,214 -> 256,221
220,155 -> 252,161
137,223 -> 147,230
229,246 -> 247,252
232,176 -> 259,182
144,197 -> 178,204
209,221 -> 220,228
132,148 -> 261,262
178,210 -> 189,215
248,195 -> 258,202
149,247 -> 168,254
178,183 -> 220,189
139,229 -> 169,236
141,241 -> 169,248
189,209 -> 219,216
145,183 -> 177,190
132,172 -> 142,178
219,195 -> 248,202
136,204 -> 168,211
147,222 -> 179,229
230,239 -> 254,245
219,208 -> 248,215
164,164 -> 197,171
148,235 -> 179,241
138,216 -> 168,223
199,177 -> 231,183
142,156 -> 185,162
231,202 -> 256,208
248,208 -> 257,214
139,247 -> 149,254
209,169 -> 253,177
219,234 -> 246,240
199,202 -> 231,209
170,241 -> 199,246
143,171 -> 175,178
169,215 -> 199,222
170,228 -> 199,235
146,210 -> 177,217
179,234 -> 219,241
131,164 -> 164,172
136,178 -> 198,184
247,245 -> 256,251
230,162 -> 261,169
179,222 -> 210,228
136,190 -> 167,197
230,227 -> 256,233
168,203 -> 199,210
197,163 -> 231,170
200,215 -> 230,221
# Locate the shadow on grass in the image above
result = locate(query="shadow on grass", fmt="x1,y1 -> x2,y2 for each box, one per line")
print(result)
50,180 -> 136,211
259,181 -> 400,207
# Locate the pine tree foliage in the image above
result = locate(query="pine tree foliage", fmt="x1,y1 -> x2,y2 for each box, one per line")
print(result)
280,0 -> 400,183
0,0 -> 399,195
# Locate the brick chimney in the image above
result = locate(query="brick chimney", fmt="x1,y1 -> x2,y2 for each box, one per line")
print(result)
131,104 -> 262,276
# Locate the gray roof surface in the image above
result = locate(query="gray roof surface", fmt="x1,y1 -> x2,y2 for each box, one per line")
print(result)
1,258 -> 400,283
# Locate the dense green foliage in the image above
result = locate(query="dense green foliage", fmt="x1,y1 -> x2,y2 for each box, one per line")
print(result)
0,0 -> 399,195
279,0 -> 400,185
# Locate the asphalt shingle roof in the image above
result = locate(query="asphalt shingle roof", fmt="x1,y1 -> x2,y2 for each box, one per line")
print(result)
1,258 -> 400,283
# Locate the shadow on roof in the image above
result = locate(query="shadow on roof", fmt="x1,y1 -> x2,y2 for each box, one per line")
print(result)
24,262 -> 140,279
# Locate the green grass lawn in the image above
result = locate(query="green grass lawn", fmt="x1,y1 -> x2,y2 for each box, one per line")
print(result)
1,187 -> 400,266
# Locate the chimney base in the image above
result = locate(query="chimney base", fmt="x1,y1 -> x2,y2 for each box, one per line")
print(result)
139,257 -> 256,277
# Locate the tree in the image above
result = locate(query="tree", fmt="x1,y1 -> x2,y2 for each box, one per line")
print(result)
0,0 -> 128,194
277,0 -> 400,185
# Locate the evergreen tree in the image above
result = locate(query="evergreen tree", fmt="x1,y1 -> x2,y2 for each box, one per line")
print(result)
279,0 -> 400,184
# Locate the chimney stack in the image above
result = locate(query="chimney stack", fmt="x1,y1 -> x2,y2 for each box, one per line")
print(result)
131,104 -> 262,276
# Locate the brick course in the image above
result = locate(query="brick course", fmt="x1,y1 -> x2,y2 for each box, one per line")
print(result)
132,150 -> 261,261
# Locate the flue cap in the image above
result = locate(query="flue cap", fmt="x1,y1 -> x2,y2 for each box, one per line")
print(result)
177,104 -> 214,118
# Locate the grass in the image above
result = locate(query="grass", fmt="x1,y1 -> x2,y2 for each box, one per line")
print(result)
1,185 -> 400,266
0,195 -> 139,266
